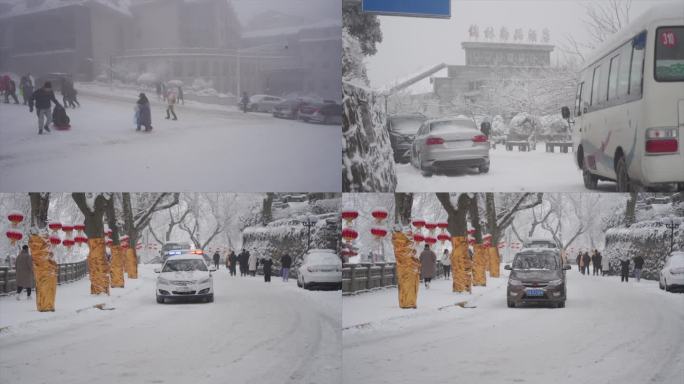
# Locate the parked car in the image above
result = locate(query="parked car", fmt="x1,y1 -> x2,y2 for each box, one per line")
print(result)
273,98 -> 310,119
387,113 -> 426,163
298,102 -> 343,125
297,249 -> 342,290
659,251 -> 684,292
155,254 -> 215,303
410,116 -> 490,176
247,94 -> 284,113
505,248 -> 571,308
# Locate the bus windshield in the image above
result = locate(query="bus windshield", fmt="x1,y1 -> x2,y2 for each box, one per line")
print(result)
655,27 -> 684,81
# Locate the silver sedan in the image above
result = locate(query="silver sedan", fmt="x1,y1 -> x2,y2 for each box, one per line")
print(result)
410,117 -> 490,176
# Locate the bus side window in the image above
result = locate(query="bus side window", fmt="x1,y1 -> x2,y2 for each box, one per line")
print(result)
575,82 -> 583,116
591,65 -> 601,106
616,42 -> 631,97
629,31 -> 647,96
608,54 -> 620,101
598,59 -> 609,103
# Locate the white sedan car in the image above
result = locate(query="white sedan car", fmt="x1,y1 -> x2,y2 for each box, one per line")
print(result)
155,254 -> 215,303
297,249 -> 342,290
659,252 -> 684,292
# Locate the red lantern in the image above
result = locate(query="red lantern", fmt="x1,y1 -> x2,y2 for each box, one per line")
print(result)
371,208 -> 389,222
49,235 -> 61,246
341,228 -> 358,241
413,234 -> 425,243
437,222 -> 448,230
483,233 -> 492,240
467,228 -> 476,235
63,238 -> 75,249
425,236 -> 437,245
370,227 -> 388,238
106,239 -> 113,247
341,249 -> 358,257
48,222 -> 62,233
341,210 -> 359,224
6,230 -> 23,245
412,219 -> 426,229
62,225 -> 74,234
74,224 -> 85,235
136,243 -> 143,250
74,235 -> 88,246
498,243 -> 506,249
8,211 -> 24,227
437,233 -> 450,243
467,237 -> 476,245
105,228 -> 113,237
425,222 -> 437,231
121,241 -> 129,249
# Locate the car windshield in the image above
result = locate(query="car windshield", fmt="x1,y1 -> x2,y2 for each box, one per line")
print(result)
430,120 -> 476,133
655,27 -> 684,81
162,259 -> 207,272
513,252 -> 559,270
307,253 -> 339,265
390,117 -> 424,134
162,243 -> 190,253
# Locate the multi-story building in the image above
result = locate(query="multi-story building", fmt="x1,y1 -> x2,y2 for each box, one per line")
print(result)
0,0 -> 131,80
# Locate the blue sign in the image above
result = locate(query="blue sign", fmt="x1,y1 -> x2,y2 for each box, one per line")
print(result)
362,0 -> 451,18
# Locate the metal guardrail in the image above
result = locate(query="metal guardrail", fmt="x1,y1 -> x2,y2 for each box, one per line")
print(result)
343,261 -> 456,295
0,260 -> 88,294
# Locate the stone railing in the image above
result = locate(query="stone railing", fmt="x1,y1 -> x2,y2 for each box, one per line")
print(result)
0,260 -> 88,294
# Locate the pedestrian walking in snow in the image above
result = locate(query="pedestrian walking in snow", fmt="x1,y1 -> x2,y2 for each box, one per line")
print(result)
228,250 -> 238,276
261,255 -> 273,283
240,92 -> 249,113
238,249 -> 249,276
4,77 -> 19,104
280,253 -> 292,282
20,73 -> 33,106
135,93 -> 153,132
633,255 -> 645,282
591,250 -> 601,276
419,244 -> 437,289
212,251 -> 220,270
165,90 -> 178,120
177,86 -> 184,105
248,250 -> 257,277
155,81 -> 162,100
29,82 -> 62,135
61,78 -> 79,108
15,245 -> 34,301
582,251 -> 591,275
601,251 -> 610,276
620,258 -> 631,282
441,249 -> 451,279
576,252 -> 582,273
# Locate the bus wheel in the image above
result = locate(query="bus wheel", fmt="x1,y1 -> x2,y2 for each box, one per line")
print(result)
615,156 -> 632,192
583,170 -> 598,190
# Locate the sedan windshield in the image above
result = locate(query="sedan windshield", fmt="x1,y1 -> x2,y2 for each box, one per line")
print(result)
390,117 -> 424,134
513,252 -> 559,270
430,120 -> 476,133
162,259 -> 208,272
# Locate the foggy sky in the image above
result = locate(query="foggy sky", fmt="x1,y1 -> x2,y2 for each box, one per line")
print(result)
365,0 -> 676,89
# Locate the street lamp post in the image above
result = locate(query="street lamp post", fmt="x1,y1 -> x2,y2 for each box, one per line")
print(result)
665,216 -> 681,254
303,215 -> 315,251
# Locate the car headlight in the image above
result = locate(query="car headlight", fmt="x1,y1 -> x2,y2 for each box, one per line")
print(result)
508,279 -> 522,286
547,279 -> 563,286
158,277 -> 170,285
198,277 -> 211,284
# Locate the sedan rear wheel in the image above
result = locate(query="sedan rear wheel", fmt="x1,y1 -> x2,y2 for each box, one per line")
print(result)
419,154 -> 432,177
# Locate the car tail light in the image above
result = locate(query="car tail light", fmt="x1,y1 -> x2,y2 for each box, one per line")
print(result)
426,137 -> 444,145
472,135 -> 489,143
645,127 -> 678,154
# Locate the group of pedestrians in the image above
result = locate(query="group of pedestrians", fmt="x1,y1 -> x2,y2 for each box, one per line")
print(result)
576,250 -> 605,276
620,255 -> 645,283
216,249 -> 293,283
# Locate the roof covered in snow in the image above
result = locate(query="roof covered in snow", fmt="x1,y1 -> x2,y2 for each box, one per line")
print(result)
242,18 -> 341,39
0,0 -> 132,19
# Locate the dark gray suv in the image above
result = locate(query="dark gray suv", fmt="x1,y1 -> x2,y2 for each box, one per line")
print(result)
505,248 -> 571,308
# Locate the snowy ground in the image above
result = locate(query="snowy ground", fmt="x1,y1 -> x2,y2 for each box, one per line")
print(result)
0,89 -> 340,192
0,265 -> 341,384
396,146 -> 620,192
343,270 -> 684,384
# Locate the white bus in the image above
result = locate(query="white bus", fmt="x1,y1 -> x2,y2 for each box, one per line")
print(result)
564,3 -> 684,191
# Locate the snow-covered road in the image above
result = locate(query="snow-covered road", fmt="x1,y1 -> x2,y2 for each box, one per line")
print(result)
0,266 -> 341,384
0,93 -> 341,192
396,146 -> 620,192
343,270 -> 684,384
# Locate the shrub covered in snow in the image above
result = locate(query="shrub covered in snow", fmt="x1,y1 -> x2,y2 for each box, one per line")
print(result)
342,82 -> 397,192
604,215 -> 683,280
508,113 -> 542,138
